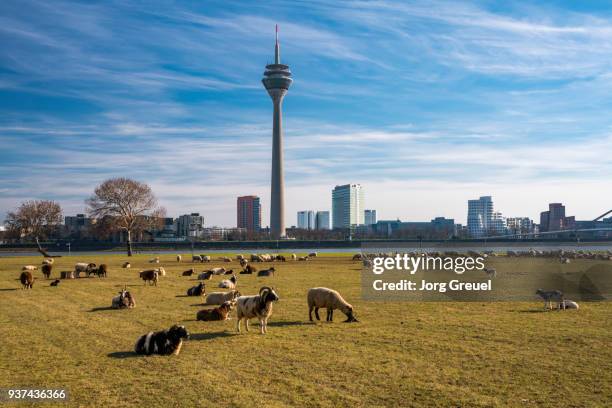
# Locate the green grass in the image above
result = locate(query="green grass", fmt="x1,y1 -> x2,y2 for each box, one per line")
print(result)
0,253 -> 610,407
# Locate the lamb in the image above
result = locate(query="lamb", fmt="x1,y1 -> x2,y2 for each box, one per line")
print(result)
236,287 -> 279,334
198,271 -> 213,280
192,255 -> 203,263
22,265 -> 38,271
20,271 -> 35,289
257,267 -> 275,277
536,289 -> 564,310
219,275 -> 237,289
196,301 -> 234,321
558,299 -> 579,310
139,270 -> 159,286
42,264 -> 52,279
483,268 -> 496,278
112,288 -> 135,309
122,262 -> 131,268
75,262 -> 96,278
134,325 -> 189,356
182,268 -> 195,276
50,279 -> 60,287
176,255 -> 182,263
187,282 -> 206,297
204,290 -> 241,306
42,258 -> 54,265
241,264 -> 256,274
307,287 -> 358,323
149,257 -> 160,264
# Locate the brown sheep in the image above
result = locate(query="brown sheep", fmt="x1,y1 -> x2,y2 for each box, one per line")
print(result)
196,301 -> 234,321
182,268 -> 195,276
20,271 -> 34,289
139,270 -> 159,286
42,264 -> 52,279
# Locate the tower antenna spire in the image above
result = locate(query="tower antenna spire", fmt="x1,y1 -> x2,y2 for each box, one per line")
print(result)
275,24 -> 280,64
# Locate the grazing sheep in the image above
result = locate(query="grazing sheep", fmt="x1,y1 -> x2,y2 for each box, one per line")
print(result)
112,289 -> 135,309
155,267 -> 166,277
257,267 -> 275,277
236,287 -> 279,334
93,264 -> 108,277
20,271 -> 35,289
196,301 -> 234,321
50,279 -> 60,287
187,282 -> 206,297
241,264 -> 256,274
149,257 -> 160,264
192,255 -> 203,263
536,289 -> 564,310
276,255 -> 286,262
198,271 -> 213,280
42,264 -> 52,279
219,275 -> 237,289
122,262 -> 131,269
75,262 -> 96,278
352,254 -> 363,261
176,255 -> 182,263
22,265 -> 38,271
558,299 -> 579,310
250,254 -> 260,262
42,258 -> 54,265
209,267 -> 226,275
182,269 -> 195,277
307,287 -> 358,323
484,268 -> 496,278
201,255 -> 211,263
139,270 -> 159,286
308,252 -> 318,258
134,325 -> 189,356
291,253 -> 297,260
204,290 -> 241,306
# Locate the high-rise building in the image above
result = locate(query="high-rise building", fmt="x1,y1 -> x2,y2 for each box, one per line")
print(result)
467,196 -> 494,238
332,184 -> 365,229
539,203 -> 575,232
297,210 -> 315,230
176,213 -> 204,238
490,212 -> 507,235
262,25 -> 292,240
364,209 -> 377,226
237,196 -> 261,233
315,211 -> 330,230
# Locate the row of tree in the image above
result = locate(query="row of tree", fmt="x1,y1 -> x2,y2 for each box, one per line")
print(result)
3,177 -> 163,256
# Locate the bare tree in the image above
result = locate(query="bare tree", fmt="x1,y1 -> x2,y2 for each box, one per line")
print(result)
86,178 -> 162,256
4,200 -> 63,242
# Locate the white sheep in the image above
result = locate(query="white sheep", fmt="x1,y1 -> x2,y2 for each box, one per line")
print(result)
192,255 -> 203,263
558,300 -> 579,310
219,275 -> 237,289
74,262 -> 96,277
122,262 -> 131,268
149,257 -> 160,264
204,290 -> 241,306
210,267 -> 226,275
236,287 -> 279,334
22,265 -> 38,271
155,267 -> 166,277
307,287 -> 358,322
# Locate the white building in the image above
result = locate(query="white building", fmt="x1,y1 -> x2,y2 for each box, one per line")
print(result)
176,213 -> 204,238
315,211 -> 330,230
297,210 -> 315,230
467,196 -> 493,238
332,184 -> 364,229
364,209 -> 377,226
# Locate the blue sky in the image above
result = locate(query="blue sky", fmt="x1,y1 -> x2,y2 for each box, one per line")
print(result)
1,0 -> 611,227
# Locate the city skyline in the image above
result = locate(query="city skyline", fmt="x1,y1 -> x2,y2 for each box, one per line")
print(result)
1,1 -> 611,226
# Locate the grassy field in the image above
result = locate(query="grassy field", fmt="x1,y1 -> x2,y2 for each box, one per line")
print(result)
0,253 -> 610,407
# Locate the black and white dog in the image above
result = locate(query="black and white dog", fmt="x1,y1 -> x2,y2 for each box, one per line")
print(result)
134,325 -> 190,356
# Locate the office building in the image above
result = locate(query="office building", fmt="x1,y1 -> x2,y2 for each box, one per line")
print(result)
332,184 -> 365,229
364,209 -> 377,226
315,211 -> 330,230
297,210 -> 315,230
467,196 -> 494,238
237,196 -> 262,233
176,213 -> 204,238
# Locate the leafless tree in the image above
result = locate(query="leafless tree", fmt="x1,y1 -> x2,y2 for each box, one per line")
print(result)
86,177 -> 163,256
4,200 -> 63,242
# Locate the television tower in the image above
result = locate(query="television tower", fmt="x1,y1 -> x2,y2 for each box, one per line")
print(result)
262,25 -> 293,239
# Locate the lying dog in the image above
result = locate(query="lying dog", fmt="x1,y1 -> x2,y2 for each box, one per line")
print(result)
50,279 -> 60,287
134,325 -> 189,356
196,301 -> 234,321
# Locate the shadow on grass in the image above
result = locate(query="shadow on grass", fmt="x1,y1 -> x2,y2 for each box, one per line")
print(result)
267,320 -> 309,327
0,288 -> 19,291
190,331 -> 237,341
518,309 -> 550,313
107,351 -> 140,359
89,306 -> 115,312
175,295 -> 190,298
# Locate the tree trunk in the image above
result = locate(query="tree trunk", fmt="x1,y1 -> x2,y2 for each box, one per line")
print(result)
126,229 -> 133,257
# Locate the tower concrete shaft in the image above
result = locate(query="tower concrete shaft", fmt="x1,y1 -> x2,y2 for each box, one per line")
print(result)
262,25 -> 292,240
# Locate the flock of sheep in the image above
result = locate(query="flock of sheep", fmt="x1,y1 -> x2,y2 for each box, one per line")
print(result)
16,251 -> 357,356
